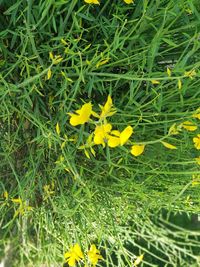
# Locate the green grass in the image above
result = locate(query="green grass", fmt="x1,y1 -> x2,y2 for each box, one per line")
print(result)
1,0 -> 200,266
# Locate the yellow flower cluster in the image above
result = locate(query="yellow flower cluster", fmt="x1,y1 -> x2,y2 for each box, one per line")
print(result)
68,97 -> 200,160
1,192 -> 33,217
68,95 -> 145,157
64,243 -> 103,266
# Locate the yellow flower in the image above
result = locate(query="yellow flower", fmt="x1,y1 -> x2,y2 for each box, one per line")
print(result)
96,58 -> 109,68
99,95 -> 116,119
192,174 -> 200,186
161,141 -> 177,150
56,122 -> 61,135
46,68 -> 52,80
193,134 -> 200,150
178,79 -> 182,90
131,145 -> 145,156
43,183 -> 55,200
93,124 -> 133,148
195,157 -> 200,165
64,244 -> 84,267
167,67 -> 171,77
11,198 -> 33,217
184,69 -> 196,79
88,244 -> 103,266
93,123 -> 112,147
168,123 -> 180,135
84,0 -> 100,4
49,52 -> 63,64
119,125 -> 133,145
151,80 -> 160,85
123,0 -> 133,3
107,135 -> 121,148
69,102 -> 92,126
3,191 -> 9,200
133,254 -> 144,266
181,121 -> 197,131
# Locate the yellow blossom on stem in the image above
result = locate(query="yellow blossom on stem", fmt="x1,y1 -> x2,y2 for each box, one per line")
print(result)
168,123 -> 180,135
64,244 -> 84,267
107,135 -> 121,148
184,69 -> 196,79
3,191 -> 9,200
181,121 -> 197,131
11,198 -> 33,217
161,141 -> 177,150
99,95 -> 116,119
123,0 -> 133,4
56,122 -> 61,135
131,145 -> 145,156
88,244 -> 103,266
133,254 -> 144,266
151,80 -> 160,85
93,123 -> 112,147
96,58 -> 109,68
69,102 -> 92,126
178,79 -> 182,90
167,67 -> 171,77
193,134 -> 200,150
84,0 -> 100,4
120,125 -> 133,145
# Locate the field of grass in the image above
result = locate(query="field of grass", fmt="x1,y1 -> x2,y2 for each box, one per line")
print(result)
0,0 -> 200,266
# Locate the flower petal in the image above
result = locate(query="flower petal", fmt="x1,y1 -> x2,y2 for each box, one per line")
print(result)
161,141 -> 177,150
182,121 -> 197,131
131,145 -> 145,156
108,136 -> 120,148
120,126 -> 133,145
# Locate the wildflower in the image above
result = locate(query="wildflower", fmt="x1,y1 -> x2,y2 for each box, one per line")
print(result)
119,125 -> 133,145
84,0 -> 100,4
151,80 -> 160,85
181,121 -> 197,131
93,124 -> 133,148
96,58 -> 109,68
56,122 -> 61,135
184,69 -> 196,79
168,123 -> 180,135
195,157 -> 200,165
68,102 -> 92,126
178,79 -> 182,90
167,67 -> 171,77
79,134 -> 96,159
123,0 -> 133,4
97,95 -> 116,119
131,145 -> 145,156
43,182 -> 55,200
93,123 -> 112,147
107,135 -> 121,148
161,141 -> 177,150
11,198 -> 33,217
133,254 -> 144,266
193,134 -> 200,150
3,191 -> 9,201
46,68 -> 52,80
192,174 -> 200,186
49,52 -> 63,64
64,244 -> 84,267
88,244 -> 103,266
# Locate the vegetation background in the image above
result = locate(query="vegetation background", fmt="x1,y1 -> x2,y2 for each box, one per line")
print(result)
0,0 -> 200,266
